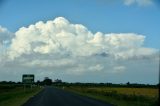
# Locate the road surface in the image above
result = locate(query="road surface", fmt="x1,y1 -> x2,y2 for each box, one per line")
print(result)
23,86 -> 113,106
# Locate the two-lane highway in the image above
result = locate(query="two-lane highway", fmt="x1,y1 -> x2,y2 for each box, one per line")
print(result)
23,86 -> 113,106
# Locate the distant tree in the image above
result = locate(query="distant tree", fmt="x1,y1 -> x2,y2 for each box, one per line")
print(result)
126,82 -> 130,86
36,80 -> 41,85
0,81 -> 7,84
8,81 -> 15,84
54,79 -> 62,83
43,78 -> 52,85
17,82 -> 22,84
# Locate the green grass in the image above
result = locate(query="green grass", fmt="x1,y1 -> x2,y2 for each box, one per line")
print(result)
59,86 -> 159,106
0,85 -> 42,106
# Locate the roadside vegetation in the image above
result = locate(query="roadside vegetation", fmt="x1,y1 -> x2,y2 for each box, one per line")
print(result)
0,83 -> 42,106
0,80 -> 159,106
54,82 -> 159,106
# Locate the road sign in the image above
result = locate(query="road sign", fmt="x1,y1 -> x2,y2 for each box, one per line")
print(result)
22,74 -> 34,84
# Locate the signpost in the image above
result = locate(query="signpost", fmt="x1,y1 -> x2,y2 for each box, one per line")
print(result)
22,74 -> 34,91
22,74 -> 34,83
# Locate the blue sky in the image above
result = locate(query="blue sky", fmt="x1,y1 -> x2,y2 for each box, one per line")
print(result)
0,0 -> 159,84
0,0 -> 159,48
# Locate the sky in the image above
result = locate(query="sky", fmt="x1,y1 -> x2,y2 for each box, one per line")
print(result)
0,0 -> 159,84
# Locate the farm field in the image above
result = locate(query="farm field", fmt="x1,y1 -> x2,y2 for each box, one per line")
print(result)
87,87 -> 159,97
0,84 -> 42,106
61,86 -> 159,106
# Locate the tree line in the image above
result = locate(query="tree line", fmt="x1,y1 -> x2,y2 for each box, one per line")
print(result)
0,79 -> 159,88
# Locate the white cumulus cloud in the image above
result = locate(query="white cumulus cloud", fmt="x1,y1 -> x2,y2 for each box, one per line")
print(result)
88,64 -> 104,71
0,26 -> 13,48
6,17 -> 157,60
0,17 -> 158,82
113,66 -> 126,73
0,26 -> 14,63
123,0 -> 153,6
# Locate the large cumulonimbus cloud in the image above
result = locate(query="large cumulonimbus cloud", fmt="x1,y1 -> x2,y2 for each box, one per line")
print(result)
0,17 -> 159,82
7,17 -> 157,60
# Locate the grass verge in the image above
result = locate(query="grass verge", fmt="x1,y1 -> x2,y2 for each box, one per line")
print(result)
59,86 -> 159,106
0,86 -> 42,106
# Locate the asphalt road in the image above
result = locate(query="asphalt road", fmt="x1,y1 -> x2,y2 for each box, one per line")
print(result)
23,86 -> 113,106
